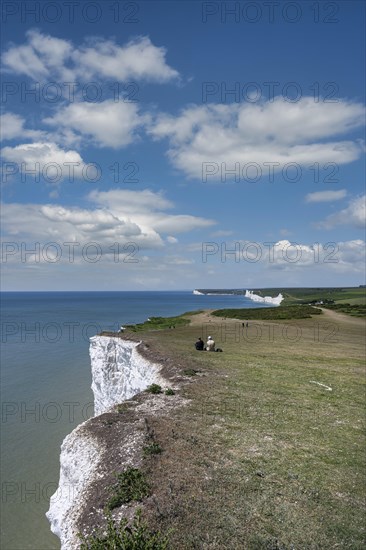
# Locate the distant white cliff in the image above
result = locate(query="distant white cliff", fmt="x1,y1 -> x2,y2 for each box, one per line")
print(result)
193,290 -> 231,295
245,290 -> 283,306
46,336 -> 164,549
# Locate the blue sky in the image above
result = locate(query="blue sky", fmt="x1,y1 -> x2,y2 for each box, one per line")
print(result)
1,0 -> 365,290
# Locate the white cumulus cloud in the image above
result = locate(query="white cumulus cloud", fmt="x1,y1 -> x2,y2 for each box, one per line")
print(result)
316,195 -> 366,229
1,113 -> 45,141
233,239 -> 365,274
1,189 -> 215,262
43,100 -> 148,148
1,142 -> 88,181
2,30 -> 179,83
72,36 -> 179,82
88,189 -> 216,234
148,98 -> 365,180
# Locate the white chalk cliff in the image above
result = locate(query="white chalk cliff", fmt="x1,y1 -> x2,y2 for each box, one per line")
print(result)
46,336 -> 164,549
245,290 -> 283,305
45,422 -> 102,548
90,336 -> 164,416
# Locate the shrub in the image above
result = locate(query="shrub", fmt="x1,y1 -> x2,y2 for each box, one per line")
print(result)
165,388 -> 175,396
107,468 -> 150,510
79,509 -> 169,549
146,384 -> 162,394
212,305 -> 322,320
143,443 -> 163,456
183,368 -> 198,376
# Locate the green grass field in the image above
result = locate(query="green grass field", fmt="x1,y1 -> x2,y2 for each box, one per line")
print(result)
279,287 -> 366,305
212,304 -> 323,320
108,307 -> 366,549
207,287 -> 366,319
124,315 -> 191,332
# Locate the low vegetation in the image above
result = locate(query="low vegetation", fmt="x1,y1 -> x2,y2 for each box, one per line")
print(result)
91,292 -> 365,548
145,384 -> 162,394
107,468 -> 150,510
260,286 -> 365,304
116,403 -> 129,414
279,286 -> 365,305
123,306 -> 365,548
143,443 -> 163,456
212,304 -> 322,320
124,315 -> 190,332
79,509 -> 169,549
182,368 -> 198,376
323,303 -> 366,317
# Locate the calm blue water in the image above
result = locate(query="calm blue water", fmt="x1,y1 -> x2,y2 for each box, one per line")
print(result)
0,291 -> 268,550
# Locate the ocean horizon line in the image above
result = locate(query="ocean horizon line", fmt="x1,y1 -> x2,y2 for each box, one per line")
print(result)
0,285 -> 361,294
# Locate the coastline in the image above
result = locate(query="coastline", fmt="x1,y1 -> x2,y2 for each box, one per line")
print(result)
1,290 -> 277,550
46,306 -> 366,548
46,335 -> 188,548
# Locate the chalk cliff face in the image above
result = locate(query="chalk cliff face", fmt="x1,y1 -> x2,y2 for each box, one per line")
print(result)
245,290 -> 284,305
90,336 -> 164,416
46,336 -> 164,549
46,423 -> 102,549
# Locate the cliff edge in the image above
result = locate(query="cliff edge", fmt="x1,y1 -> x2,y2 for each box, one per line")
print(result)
46,335 -> 180,549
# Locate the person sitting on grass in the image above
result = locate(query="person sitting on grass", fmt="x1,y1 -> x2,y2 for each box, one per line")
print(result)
206,336 -> 215,351
195,337 -> 204,350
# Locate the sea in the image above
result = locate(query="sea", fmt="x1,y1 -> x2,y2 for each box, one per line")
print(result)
0,291 -> 270,550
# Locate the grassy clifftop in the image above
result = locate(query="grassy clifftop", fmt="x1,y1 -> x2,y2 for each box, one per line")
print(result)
212,304 -> 322,320
92,307 -> 365,549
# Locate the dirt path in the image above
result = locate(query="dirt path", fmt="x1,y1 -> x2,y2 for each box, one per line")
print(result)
188,309 -> 244,328
189,309 -> 215,326
319,307 -> 366,327
189,307 -> 365,328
